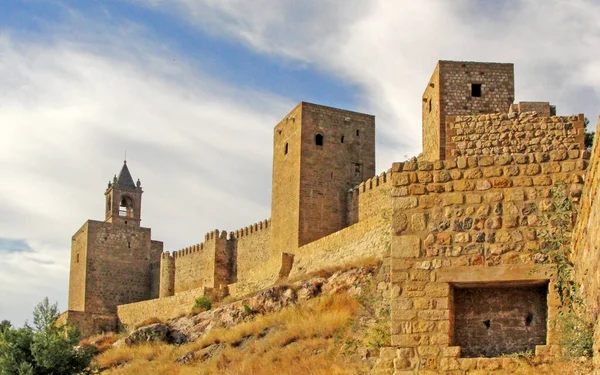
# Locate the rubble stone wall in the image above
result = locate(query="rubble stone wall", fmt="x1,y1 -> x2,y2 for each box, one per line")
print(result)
445,113 -> 585,158
389,151 -> 587,373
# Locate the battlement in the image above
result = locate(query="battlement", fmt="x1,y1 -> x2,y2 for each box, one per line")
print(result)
229,219 -> 271,239
162,229 -> 228,260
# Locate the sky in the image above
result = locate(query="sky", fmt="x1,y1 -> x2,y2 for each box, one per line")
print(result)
1,0 -> 599,326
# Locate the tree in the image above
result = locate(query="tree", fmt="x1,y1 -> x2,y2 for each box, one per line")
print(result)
0,298 -> 94,375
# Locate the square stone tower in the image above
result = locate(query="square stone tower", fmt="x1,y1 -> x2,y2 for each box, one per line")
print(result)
64,161 -> 163,335
422,61 -> 515,160
270,102 -> 375,255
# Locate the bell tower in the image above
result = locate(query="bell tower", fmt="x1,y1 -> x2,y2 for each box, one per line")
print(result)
105,160 -> 143,227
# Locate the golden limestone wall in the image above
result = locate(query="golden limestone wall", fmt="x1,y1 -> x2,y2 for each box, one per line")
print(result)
164,230 -> 229,294
230,219 -> 271,284
118,286 -> 209,328
389,151 -> 587,374
347,170 -> 393,225
572,118 -> 600,373
445,113 -> 585,158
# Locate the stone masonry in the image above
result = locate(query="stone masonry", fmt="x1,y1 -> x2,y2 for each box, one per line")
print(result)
65,60 -> 600,375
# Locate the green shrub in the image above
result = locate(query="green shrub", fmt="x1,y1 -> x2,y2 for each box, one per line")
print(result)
193,296 -> 212,311
559,312 -> 593,358
0,297 -> 94,375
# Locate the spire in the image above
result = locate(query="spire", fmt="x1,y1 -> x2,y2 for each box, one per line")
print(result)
116,160 -> 137,189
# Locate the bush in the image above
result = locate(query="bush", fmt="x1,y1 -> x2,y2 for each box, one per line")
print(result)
559,312 -> 593,358
0,297 -> 94,374
193,296 -> 212,311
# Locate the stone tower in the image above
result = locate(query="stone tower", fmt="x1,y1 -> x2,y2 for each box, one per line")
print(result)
105,161 -> 143,227
64,161 -> 162,335
422,60 -> 515,161
270,102 -> 375,255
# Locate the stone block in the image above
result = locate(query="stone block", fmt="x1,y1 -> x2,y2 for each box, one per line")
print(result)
393,236 -> 421,258
395,197 -> 418,209
441,346 -> 461,358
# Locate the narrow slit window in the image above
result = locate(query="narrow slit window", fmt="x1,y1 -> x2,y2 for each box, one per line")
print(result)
341,136 -> 344,143
76,253 -> 80,263
284,142 -> 288,155
315,134 -> 324,146
471,83 -> 482,97
428,99 -> 432,113
356,129 -> 360,136
128,241 -> 131,248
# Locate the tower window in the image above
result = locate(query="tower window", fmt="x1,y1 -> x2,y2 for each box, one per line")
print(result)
428,99 -> 432,113
315,134 -> 324,146
128,241 -> 131,248
341,136 -> 344,143
356,129 -> 360,136
471,83 -> 482,97
76,253 -> 79,263
284,142 -> 288,155
119,196 -> 134,217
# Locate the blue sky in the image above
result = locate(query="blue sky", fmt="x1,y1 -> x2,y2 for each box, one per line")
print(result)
1,0 -> 599,326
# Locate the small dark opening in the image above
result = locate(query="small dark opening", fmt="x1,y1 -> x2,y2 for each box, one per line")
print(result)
128,241 -> 131,248
356,129 -> 360,136
315,134 -> 323,146
471,83 -> 482,97
76,253 -> 79,263
483,319 -> 491,329
341,136 -> 344,143
125,220 -> 128,225
428,99 -> 432,113
284,142 -> 288,155
525,313 -> 533,326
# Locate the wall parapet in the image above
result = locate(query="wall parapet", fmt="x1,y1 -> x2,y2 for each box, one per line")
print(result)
162,229 -> 228,259
229,219 -> 271,240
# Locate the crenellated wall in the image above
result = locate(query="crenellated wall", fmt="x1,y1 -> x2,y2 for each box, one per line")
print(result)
347,169 -> 393,225
229,219 -> 271,284
162,229 -> 232,295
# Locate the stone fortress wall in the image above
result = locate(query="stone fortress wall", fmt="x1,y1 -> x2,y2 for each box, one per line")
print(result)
66,59 -> 600,374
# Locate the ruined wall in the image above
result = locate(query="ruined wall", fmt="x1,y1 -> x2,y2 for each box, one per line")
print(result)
347,170 -> 392,225
170,230 -> 229,294
445,113 -> 585,158
509,102 -> 556,117
389,151 -> 587,373
68,222 -> 88,311
230,219 -> 271,284
572,118 -> 600,372
84,221 -> 161,314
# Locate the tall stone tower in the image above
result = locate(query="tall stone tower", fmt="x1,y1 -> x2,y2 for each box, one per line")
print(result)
64,161 -> 162,335
270,102 -> 375,255
422,60 -> 515,160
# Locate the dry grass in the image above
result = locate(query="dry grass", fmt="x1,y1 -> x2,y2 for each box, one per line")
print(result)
133,316 -> 163,330
96,293 -> 365,375
80,332 -> 125,355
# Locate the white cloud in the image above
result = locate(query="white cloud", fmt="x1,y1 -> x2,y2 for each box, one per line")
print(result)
0,24 -> 293,324
138,0 -> 600,168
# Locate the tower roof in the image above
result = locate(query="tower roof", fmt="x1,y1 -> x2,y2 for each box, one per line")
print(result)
116,161 -> 137,189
